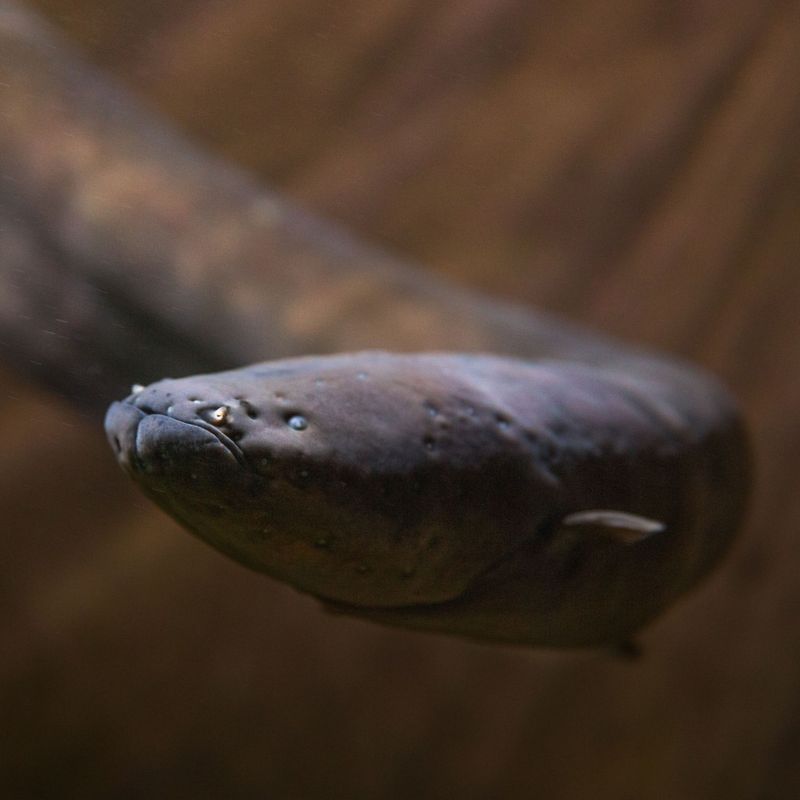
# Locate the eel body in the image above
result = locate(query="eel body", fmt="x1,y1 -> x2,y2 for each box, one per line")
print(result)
105,350 -> 749,648
2,4 -> 750,647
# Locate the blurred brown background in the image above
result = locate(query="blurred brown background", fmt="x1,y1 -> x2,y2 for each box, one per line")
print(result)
3,1 -> 800,797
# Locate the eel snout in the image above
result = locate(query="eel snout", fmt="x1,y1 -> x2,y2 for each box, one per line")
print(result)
104,399 -> 245,483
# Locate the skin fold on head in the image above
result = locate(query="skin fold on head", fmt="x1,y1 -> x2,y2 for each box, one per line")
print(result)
105,351 -> 750,648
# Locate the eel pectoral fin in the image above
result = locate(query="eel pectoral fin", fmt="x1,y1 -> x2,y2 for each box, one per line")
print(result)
557,510 -> 665,545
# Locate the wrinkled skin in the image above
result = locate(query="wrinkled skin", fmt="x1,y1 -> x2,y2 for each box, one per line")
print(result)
105,352 -> 749,647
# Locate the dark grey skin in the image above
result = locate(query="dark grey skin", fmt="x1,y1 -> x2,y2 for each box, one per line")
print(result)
105,351 -> 749,648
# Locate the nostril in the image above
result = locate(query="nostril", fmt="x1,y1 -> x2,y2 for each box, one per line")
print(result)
237,399 -> 259,419
201,406 -> 230,426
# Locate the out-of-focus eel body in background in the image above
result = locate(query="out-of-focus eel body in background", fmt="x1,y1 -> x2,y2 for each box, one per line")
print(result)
0,2 -> 750,648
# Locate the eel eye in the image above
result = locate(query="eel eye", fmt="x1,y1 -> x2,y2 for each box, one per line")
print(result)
287,414 -> 308,431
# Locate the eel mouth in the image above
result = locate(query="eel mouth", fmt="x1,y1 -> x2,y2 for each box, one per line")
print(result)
104,400 -> 247,472
173,415 -> 248,467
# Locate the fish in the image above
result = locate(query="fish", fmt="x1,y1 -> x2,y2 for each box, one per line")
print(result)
104,350 -> 750,648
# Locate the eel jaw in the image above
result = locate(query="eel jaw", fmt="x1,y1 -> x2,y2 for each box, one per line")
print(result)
104,400 -> 245,479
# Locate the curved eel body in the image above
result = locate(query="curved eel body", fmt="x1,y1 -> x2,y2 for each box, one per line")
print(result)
105,351 -> 749,648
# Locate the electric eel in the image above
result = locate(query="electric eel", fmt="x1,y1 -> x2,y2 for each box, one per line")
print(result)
0,0 -> 750,648
105,350 -> 749,649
